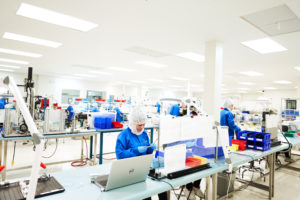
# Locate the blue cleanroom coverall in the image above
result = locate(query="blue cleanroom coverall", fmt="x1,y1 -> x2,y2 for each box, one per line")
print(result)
91,107 -> 100,112
0,98 -> 7,109
113,107 -> 123,122
169,104 -> 180,116
66,105 -> 75,119
115,128 -> 153,159
220,108 -> 241,137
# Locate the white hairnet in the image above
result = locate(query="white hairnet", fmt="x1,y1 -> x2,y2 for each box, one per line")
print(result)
223,98 -> 233,108
129,107 -> 146,125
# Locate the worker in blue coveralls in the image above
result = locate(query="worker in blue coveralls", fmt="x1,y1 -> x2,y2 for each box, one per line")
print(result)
66,104 -> 75,128
115,107 -> 167,200
220,98 -> 241,138
155,102 -> 161,114
90,103 -> 100,112
169,103 -> 180,116
0,98 -> 7,109
113,107 -> 123,122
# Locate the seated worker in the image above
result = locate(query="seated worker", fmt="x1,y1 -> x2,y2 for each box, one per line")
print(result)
170,103 -> 180,117
113,106 -> 123,122
0,98 -> 7,109
90,103 -> 100,112
115,107 -> 167,200
220,98 -> 241,139
155,102 -> 161,114
66,104 -> 75,128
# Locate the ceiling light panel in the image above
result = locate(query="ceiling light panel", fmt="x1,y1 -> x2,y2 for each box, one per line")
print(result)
176,52 -> 205,62
0,64 -> 21,69
3,32 -> 62,48
0,48 -> 42,58
89,71 -> 112,75
264,87 -> 277,90
16,3 -> 98,32
136,61 -> 167,68
109,67 -> 135,72
0,57 -> 28,65
239,71 -> 264,76
131,80 -> 146,84
274,80 -> 292,84
241,38 -> 287,54
239,82 -> 255,85
294,66 -> 300,71
0,69 -> 14,72
172,77 -> 189,81
148,79 -> 164,82
73,73 -> 96,78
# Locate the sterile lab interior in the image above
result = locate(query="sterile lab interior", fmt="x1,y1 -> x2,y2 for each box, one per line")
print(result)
0,1 -> 300,200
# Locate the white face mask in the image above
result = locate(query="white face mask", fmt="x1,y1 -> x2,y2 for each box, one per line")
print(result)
129,122 -> 144,135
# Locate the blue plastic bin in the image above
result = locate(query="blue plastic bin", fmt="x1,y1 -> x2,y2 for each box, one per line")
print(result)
192,146 -> 224,158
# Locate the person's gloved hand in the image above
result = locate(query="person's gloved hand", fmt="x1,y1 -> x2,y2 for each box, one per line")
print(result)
137,146 -> 148,153
150,143 -> 157,150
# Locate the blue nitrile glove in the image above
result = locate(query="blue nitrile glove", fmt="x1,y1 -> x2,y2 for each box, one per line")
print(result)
150,143 -> 157,150
137,146 -> 148,153
186,141 -> 196,148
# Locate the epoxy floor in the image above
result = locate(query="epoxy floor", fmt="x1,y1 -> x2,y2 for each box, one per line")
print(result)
2,137 -> 300,200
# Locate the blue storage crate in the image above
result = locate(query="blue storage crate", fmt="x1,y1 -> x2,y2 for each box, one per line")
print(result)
105,117 -> 112,129
155,150 -> 194,159
192,146 -> 224,159
237,130 -> 251,140
255,132 -> 271,143
296,111 -> 299,116
255,141 -> 270,151
246,140 -> 255,149
196,138 -> 204,147
94,116 -> 106,129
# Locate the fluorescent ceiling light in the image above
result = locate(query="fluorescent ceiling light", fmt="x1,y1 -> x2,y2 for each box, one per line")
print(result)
3,32 -> 62,48
239,91 -> 248,93
0,69 -> 14,72
169,85 -> 183,88
239,71 -> 264,76
148,79 -> 164,82
237,88 -> 250,90
136,61 -> 167,68
16,3 -> 98,32
239,82 -> 255,86
274,80 -> 292,84
131,80 -> 146,84
0,48 -> 41,58
294,66 -> 300,71
171,77 -> 189,81
176,52 -> 205,62
0,64 -> 21,69
0,57 -> 28,65
73,73 -> 96,78
109,67 -> 135,72
191,84 -> 202,87
264,87 -> 277,90
89,71 -> 112,75
241,38 -> 287,54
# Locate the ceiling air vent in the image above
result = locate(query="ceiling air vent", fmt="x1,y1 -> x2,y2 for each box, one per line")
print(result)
241,4 -> 300,36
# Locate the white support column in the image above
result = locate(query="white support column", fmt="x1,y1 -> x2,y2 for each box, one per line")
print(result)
297,79 -> 300,98
203,40 -> 223,121
137,85 -> 142,106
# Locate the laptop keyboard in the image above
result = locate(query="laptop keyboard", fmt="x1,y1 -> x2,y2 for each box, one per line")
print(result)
99,179 -> 108,187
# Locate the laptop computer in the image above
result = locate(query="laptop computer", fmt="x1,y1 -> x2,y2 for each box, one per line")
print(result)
91,154 -> 153,191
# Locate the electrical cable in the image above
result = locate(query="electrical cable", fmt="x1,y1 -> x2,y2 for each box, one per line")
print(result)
71,136 -> 90,167
42,139 -> 58,158
11,141 -> 16,166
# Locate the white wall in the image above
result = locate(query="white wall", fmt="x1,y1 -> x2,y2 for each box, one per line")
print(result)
240,89 -> 297,112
